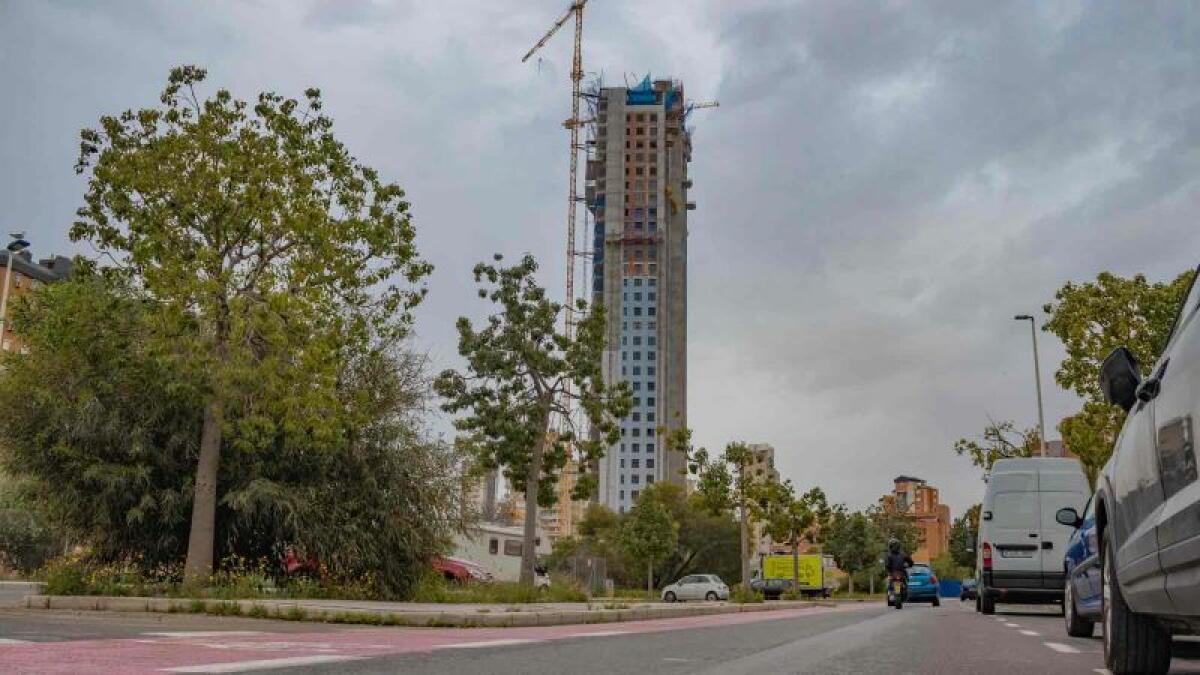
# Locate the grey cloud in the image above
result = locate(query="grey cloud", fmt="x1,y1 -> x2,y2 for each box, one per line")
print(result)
3,0 -> 1199,518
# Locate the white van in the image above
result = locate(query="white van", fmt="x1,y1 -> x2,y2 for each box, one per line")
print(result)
976,457 -> 1090,614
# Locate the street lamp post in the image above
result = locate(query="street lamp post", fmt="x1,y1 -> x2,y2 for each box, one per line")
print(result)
0,233 -> 31,351
1014,314 -> 1047,457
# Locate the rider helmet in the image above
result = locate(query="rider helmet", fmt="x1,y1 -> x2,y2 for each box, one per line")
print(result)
888,538 -> 900,553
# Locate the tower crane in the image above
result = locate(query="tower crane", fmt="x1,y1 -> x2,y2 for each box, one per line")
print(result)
522,1 -> 588,344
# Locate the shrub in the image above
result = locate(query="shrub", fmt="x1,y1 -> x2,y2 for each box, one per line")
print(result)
729,584 -> 764,604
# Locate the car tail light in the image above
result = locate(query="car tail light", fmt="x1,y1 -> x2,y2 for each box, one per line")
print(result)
982,542 -> 993,570
930,575 -> 938,585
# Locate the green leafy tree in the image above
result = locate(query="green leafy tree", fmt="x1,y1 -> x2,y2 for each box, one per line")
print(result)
755,479 -> 814,589
434,254 -> 631,586
824,508 -> 880,595
953,419 -> 1039,478
868,502 -> 918,559
949,504 -> 980,570
70,66 -> 432,584
620,496 -> 677,598
1043,270 -> 1194,480
0,274 -> 463,597
798,487 -> 832,547
641,482 -> 740,585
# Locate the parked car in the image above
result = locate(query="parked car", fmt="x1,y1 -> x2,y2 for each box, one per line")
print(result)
975,457 -> 1090,615
661,574 -> 729,602
750,577 -> 794,600
1059,495 -> 1101,637
960,578 -> 978,602
902,564 -> 940,606
1058,268 -> 1200,674
433,556 -> 493,584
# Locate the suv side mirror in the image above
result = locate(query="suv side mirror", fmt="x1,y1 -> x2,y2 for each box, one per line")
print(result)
1100,347 -> 1142,412
1055,507 -> 1082,528
982,510 -> 993,521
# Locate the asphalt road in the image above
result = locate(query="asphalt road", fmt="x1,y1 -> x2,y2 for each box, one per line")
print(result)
4,600 -> 1200,673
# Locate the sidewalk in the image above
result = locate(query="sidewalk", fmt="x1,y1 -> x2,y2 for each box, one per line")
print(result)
24,593 -> 833,628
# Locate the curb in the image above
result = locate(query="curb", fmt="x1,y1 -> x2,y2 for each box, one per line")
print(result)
23,595 -> 834,628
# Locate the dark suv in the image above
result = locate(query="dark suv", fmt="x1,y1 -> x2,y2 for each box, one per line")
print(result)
1065,264 -> 1200,674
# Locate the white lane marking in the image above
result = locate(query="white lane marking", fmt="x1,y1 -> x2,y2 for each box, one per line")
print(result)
1004,622 -> 1020,627
435,639 -> 539,650
1094,669 -> 1112,674
569,630 -> 629,637
662,657 -> 693,662
1044,641 -> 1081,654
1019,630 -> 1040,636
161,655 -> 365,673
144,632 -> 265,638
0,638 -> 31,644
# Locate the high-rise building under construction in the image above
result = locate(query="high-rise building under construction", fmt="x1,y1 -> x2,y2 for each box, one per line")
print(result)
587,77 -> 692,513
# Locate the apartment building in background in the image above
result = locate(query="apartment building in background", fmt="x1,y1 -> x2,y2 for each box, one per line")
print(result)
883,475 -> 952,563
0,251 -> 73,352
747,443 -> 781,557
589,76 -> 693,513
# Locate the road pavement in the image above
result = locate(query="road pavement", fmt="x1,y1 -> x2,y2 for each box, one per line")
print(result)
4,600 -> 1200,673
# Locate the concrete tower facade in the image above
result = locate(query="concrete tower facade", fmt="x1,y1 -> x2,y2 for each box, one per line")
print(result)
587,77 -> 692,513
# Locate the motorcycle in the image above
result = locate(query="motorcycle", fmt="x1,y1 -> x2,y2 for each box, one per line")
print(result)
887,573 -> 907,610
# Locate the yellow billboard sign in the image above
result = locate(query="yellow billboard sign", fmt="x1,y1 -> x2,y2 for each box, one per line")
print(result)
762,555 -> 823,587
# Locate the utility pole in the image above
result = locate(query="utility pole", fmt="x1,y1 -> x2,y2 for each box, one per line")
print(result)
1014,314 -> 1047,457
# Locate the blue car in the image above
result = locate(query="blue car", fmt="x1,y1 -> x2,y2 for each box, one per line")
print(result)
902,564 -> 941,606
1059,495 -> 1102,637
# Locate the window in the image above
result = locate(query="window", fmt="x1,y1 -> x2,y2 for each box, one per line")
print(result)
633,366 -> 641,375
631,475 -> 640,484
649,321 -> 657,329
647,396 -> 656,405
504,540 -> 523,557
622,336 -> 627,346
646,428 -> 654,438
620,474 -> 625,484
621,366 -> 626,376
632,428 -> 641,437
648,292 -> 656,301
633,321 -> 642,330
632,459 -> 640,468
633,351 -> 641,360
648,336 -> 657,345
648,382 -> 656,391
647,475 -> 655,484
622,351 -> 628,361
632,397 -> 641,406
489,538 -> 499,555
620,458 -> 625,468
634,292 -> 642,301
634,278 -> 643,287
632,381 -> 641,391
648,307 -> 657,316
631,490 -> 640,500
632,412 -> 641,422
633,336 -> 642,345
647,413 -> 656,422
647,443 -> 655,452
646,458 -> 655,468
648,351 -> 656,360
632,443 -> 640,452
620,490 -> 624,500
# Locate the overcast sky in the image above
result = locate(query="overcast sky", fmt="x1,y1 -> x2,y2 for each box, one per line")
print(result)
4,1 -> 1200,518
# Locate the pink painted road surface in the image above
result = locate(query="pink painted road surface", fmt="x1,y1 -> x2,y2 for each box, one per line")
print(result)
1,605 -> 843,674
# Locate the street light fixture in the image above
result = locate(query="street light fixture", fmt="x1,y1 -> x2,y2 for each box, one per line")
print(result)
1014,314 -> 1047,458
0,232 -> 31,351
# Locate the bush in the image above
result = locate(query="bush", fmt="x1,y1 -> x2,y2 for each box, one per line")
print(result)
408,574 -> 587,604
729,583 -> 763,604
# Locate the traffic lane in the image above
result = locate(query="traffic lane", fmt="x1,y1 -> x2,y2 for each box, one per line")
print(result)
296,603 -> 891,675
990,603 -> 1200,674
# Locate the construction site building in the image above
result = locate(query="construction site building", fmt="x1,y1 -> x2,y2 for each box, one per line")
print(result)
588,76 -> 694,513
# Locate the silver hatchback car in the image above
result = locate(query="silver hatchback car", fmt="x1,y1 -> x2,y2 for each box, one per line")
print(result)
661,574 -> 729,602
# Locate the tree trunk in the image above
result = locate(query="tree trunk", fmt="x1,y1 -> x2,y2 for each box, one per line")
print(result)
184,399 -> 223,585
791,536 -> 799,590
848,573 -> 854,596
520,429 -> 548,587
647,560 -> 653,600
739,490 -> 750,589
869,573 -> 874,595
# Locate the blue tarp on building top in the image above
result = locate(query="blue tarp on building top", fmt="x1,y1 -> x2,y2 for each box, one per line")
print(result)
626,74 -> 656,105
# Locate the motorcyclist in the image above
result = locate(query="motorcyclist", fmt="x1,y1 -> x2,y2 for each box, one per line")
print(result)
883,538 -> 913,579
